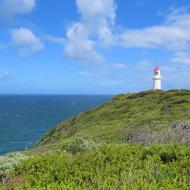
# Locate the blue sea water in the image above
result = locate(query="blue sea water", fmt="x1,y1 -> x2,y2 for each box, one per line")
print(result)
0,95 -> 112,155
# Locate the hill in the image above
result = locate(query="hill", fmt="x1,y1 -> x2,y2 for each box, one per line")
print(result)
2,89 -> 190,189
35,89 -> 190,153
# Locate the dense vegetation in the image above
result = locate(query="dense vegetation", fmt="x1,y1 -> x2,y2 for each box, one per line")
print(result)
1,89 -> 190,189
36,90 -> 190,153
0,153 -> 28,187
2,144 -> 190,189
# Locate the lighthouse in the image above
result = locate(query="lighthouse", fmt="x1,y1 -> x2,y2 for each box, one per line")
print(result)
153,66 -> 162,90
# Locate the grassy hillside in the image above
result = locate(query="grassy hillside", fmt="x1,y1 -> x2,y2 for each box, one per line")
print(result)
2,89 -> 190,189
36,90 -> 190,152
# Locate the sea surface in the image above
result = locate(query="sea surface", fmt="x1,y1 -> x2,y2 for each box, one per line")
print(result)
0,95 -> 112,155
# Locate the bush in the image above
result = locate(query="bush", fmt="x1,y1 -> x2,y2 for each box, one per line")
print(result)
9,144 -> 190,189
0,152 -> 28,176
59,138 -> 98,154
37,90 -> 190,147
0,152 -> 28,186
170,120 -> 190,130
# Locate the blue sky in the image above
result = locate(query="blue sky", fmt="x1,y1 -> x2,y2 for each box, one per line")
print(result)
0,0 -> 190,94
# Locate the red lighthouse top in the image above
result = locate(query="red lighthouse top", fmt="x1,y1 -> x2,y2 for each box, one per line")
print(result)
154,66 -> 160,71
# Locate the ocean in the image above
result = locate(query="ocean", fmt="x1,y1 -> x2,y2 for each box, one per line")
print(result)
0,95 -> 112,155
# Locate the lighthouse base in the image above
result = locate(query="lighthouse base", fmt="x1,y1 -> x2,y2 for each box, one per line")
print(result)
153,79 -> 161,90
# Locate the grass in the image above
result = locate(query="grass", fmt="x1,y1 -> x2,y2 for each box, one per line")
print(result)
35,90 -> 190,152
2,89 -> 190,189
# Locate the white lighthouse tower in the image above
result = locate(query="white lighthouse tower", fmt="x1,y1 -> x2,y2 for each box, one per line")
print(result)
153,66 -> 162,90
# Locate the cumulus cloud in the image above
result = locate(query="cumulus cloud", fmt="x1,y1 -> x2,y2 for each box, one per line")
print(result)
137,60 -> 150,67
63,1 -> 190,65
119,8 -> 190,50
112,64 -> 126,69
65,23 -> 104,65
171,52 -> 190,64
43,35 -> 65,45
64,0 -> 116,65
0,43 -> 8,50
10,28 -> 44,56
79,71 -> 95,77
0,0 -> 36,20
99,80 -> 126,86
0,72 -> 11,81
76,0 -> 115,21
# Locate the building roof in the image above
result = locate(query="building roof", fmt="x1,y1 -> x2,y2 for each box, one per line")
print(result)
154,66 -> 160,70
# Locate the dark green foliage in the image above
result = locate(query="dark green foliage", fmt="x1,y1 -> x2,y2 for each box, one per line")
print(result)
10,144 -> 190,189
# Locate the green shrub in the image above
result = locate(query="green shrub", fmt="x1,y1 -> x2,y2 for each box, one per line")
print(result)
0,152 -> 28,186
37,90 -> 190,148
0,152 -> 28,176
11,144 -> 190,189
59,138 -> 98,154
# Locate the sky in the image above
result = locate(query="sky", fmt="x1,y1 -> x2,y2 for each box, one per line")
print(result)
0,0 -> 190,94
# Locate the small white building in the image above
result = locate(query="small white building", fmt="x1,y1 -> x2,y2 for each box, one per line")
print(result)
153,66 -> 162,90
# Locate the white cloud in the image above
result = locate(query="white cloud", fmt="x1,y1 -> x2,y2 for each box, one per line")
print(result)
76,0 -> 115,21
64,1 -> 190,66
10,28 -> 44,56
64,0 -> 116,65
0,43 -> 8,50
0,0 -> 36,20
65,23 -> 104,65
44,35 -> 65,45
99,80 -> 126,86
112,64 -> 126,69
119,8 -> 190,50
79,71 -> 95,77
0,72 -> 11,81
137,60 -> 150,67
171,52 -> 190,64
